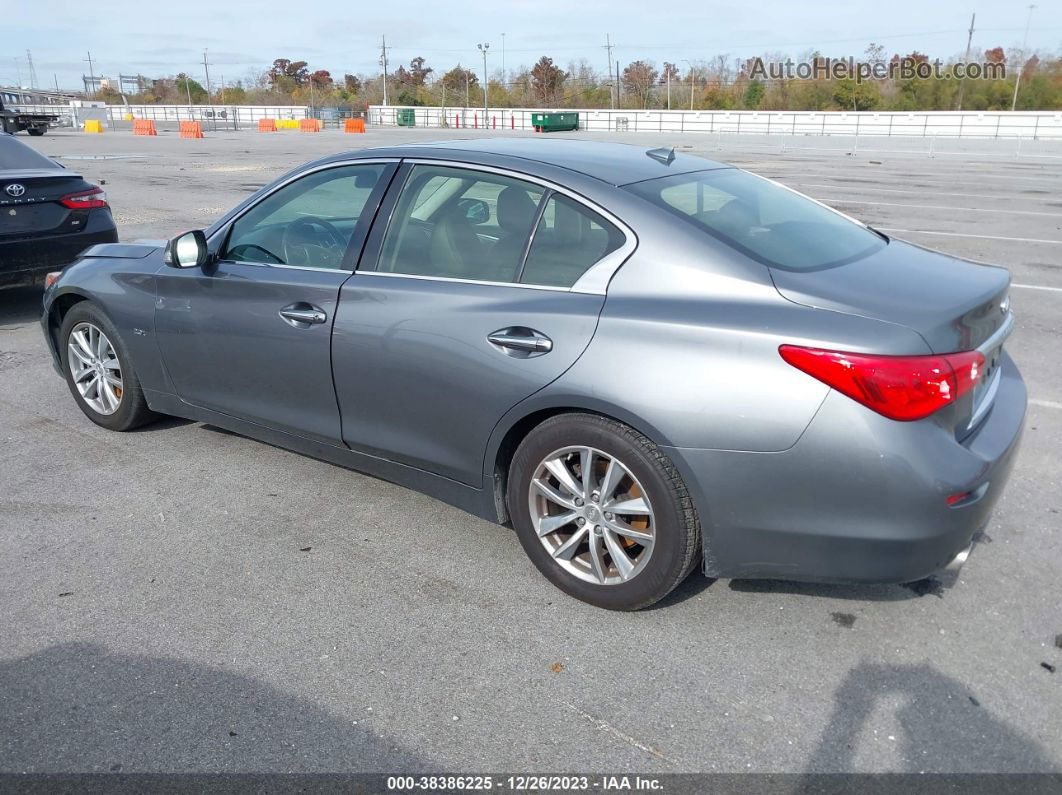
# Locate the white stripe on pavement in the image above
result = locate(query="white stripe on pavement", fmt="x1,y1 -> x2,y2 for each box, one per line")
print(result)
1013,283 -> 1062,293
878,228 -> 1062,245
1030,399 -> 1062,410
821,199 -> 1062,218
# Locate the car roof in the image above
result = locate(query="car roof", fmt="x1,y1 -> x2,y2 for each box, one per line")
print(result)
0,132 -> 62,172
338,138 -> 729,186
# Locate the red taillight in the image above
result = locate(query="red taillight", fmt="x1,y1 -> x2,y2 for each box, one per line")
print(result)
59,187 -> 107,209
779,345 -> 985,421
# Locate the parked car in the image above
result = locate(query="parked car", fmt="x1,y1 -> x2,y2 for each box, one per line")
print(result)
40,139 -> 1025,610
1,132 -> 117,289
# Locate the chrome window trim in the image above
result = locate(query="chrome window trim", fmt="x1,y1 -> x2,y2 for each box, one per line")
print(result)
219,261 -> 352,275
206,158 -> 400,273
355,270 -> 571,293
379,158 -> 638,295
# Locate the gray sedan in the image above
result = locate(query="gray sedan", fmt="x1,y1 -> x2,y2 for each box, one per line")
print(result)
40,139 -> 1025,610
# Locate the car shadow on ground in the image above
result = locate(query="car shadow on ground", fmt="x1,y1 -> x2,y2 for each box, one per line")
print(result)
727,576 -> 953,603
0,286 -> 45,326
806,661 -> 1058,773
0,642 -> 436,774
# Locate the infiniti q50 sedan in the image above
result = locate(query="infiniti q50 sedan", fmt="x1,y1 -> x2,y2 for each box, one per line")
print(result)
40,138 -> 1025,610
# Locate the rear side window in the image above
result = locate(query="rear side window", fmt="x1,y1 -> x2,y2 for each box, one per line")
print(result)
520,194 -> 624,287
626,169 -> 885,271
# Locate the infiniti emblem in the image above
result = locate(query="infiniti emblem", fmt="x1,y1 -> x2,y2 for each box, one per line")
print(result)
5,183 -> 26,197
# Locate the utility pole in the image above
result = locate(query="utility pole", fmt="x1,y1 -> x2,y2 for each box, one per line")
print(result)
84,52 -> 96,99
666,68 -> 671,110
380,35 -> 390,106
1010,4 -> 1036,111
501,33 -> 506,82
202,49 -> 213,103
26,50 -> 38,89
956,13 -> 976,110
604,34 -> 615,109
684,60 -> 695,111
477,43 -> 490,118
53,73 -> 60,94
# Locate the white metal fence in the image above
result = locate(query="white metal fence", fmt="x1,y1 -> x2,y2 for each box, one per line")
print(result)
7,103 -> 309,127
106,105 -> 308,124
368,106 -> 1062,140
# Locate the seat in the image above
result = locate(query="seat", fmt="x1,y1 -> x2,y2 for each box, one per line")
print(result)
490,186 -> 540,280
428,207 -> 488,278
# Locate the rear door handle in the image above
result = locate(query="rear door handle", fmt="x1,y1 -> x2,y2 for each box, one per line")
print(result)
487,328 -> 553,356
279,303 -> 327,327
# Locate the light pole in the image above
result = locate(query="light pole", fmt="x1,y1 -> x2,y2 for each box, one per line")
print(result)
477,43 -> 490,119
1010,4 -> 1036,111
683,59 -> 695,111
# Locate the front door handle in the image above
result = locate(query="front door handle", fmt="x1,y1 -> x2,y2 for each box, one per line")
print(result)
487,327 -> 553,356
279,303 -> 327,327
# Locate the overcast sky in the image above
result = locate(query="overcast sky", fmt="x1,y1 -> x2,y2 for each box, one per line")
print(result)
2,0 -> 1059,91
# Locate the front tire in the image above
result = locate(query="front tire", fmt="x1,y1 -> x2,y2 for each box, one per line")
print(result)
508,413 -> 701,610
59,302 -> 158,431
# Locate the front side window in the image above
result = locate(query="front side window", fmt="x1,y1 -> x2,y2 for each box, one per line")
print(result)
223,163 -> 386,270
626,168 -> 885,271
378,165 -> 546,282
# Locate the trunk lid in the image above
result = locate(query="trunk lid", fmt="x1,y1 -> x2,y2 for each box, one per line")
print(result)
1,171 -> 93,238
771,238 -> 1013,438
769,239 -> 1010,354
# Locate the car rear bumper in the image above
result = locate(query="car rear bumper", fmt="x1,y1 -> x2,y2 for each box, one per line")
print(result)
667,352 -> 1026,584
0,214 -> 117,289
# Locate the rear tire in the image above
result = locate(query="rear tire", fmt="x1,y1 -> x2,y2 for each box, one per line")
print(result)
508,413 -> 701,610
27,127 -> 46,136
59,302 -> 159,431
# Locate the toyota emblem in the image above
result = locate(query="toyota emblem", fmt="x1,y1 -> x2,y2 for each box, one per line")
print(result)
5,183 -> 26,197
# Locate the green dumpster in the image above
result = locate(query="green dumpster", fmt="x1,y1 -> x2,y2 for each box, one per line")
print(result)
531,112 -> 578,132
396,108 -> 416,127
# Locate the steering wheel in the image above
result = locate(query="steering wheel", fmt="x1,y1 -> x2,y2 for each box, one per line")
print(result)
281,216 -> 347,268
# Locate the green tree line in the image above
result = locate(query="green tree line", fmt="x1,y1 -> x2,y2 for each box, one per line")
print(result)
98,44 -> 1062,112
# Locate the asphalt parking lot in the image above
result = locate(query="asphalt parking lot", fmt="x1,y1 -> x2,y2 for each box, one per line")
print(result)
1,125 -> 1060,775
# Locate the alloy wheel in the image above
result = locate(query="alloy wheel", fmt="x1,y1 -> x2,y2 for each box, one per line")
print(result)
528,445 -> 656,585
67,322 -> 123,415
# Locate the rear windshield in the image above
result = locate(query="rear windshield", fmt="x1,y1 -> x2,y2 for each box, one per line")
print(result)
0,134 -> 59,171
626,168 -> 885,271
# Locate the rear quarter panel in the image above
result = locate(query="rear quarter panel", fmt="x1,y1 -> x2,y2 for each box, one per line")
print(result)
522,207 -> 931,453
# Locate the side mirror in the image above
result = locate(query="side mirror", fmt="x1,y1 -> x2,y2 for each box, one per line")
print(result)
165,230 -> 209,268
457,198 -> 490,225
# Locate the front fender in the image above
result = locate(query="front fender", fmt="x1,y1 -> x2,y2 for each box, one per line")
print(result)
40,254 -> 170,393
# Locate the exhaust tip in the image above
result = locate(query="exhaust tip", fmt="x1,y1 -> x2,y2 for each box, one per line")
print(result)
944,543 -> 974,574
